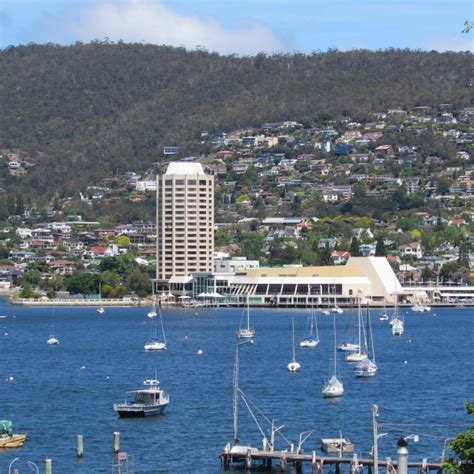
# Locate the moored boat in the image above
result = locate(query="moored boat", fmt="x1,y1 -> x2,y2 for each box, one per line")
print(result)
113,379 -> 169,418
0,420 -> 26,449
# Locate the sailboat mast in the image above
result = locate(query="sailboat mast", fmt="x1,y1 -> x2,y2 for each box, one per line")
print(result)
368,305 -> 375,364
357,300 -> 362,355
233,344 -> 240,443
333,315 -> 337,376
292,318 -> 296,362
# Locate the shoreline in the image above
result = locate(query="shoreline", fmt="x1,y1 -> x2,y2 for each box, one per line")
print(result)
6,298 -> 474,309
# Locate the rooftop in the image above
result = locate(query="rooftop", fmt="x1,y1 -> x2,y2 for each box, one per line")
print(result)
165,162 -> 205,175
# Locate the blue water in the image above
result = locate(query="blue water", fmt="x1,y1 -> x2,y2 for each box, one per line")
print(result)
0,302 -> 472,473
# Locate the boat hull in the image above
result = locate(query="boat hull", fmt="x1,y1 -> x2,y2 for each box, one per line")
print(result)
0,434 -> 26,448
115,405 -> 167,418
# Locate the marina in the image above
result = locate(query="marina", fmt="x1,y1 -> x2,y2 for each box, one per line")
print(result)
0,301 -> 472,472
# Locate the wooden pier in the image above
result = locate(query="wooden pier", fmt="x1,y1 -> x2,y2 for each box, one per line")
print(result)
220,448 -> 443,473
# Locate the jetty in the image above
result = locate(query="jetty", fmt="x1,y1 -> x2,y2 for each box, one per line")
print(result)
220,448 -> 443,473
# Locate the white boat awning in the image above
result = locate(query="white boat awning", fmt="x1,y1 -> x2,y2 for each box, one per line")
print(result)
168,276 -> 193,284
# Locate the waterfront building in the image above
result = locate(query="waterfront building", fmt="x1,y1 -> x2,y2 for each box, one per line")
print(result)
156,162 -> 214,291
189,257 -> 404,307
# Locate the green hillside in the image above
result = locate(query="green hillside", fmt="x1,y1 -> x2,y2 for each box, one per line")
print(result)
0,42 -> 471,198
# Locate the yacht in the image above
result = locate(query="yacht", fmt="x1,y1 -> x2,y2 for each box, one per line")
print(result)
97,307 -> 105,315
113,378 -> 169,418
237,298 -> 255,339
287,318 -> 301,372
144,307 -> 167,351
322,315 -> 344,398
345,302 -> 368,362
300,308 -> 319,348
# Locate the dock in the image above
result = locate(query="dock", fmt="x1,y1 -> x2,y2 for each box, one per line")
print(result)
220,448 -> 443,473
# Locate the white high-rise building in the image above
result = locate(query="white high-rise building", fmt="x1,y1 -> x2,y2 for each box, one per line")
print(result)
156,162 -> 214,285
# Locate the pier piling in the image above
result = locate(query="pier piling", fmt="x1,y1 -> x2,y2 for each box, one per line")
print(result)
77,434 -> 84,458
312,451 -> 317,473
114,432 -> 120,454
45,458 -> 52,474
397,438 -> 409,474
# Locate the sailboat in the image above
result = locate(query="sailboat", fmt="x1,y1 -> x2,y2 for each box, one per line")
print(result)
355,305 -> 377,377
300,308 -> 320,348
144,306 -> 167,351
147,283 -> 157,318
237,297 -> 255,339
97,282 -> 105,315
47,308 -> 59,345
379,304 -> 389,321
337,304 -> 359,352
345,301 -> 368,362
287,318 -> 301,372
390,294 -> 404,336
322,315 -> 344,398
330,284 -> 343,314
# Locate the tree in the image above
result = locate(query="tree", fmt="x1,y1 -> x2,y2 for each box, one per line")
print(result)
318,242 -> 332,266
126,268 -> 151,297
66,273 -> 100,295
350,236 -> 361,256
116,235 -> 131,247
444,402 -> 474,473
458,242 -> 471,268
238,232 -> 265,261
375,236 -> 387,257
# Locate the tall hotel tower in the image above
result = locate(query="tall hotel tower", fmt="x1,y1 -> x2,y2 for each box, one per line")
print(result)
156,162 -> 214,285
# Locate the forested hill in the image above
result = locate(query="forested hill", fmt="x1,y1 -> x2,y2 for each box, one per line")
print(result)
0,42 -> 472,197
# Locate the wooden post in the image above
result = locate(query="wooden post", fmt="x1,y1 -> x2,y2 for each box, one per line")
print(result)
113,431 -> 120,454
312,451 -> 317,474
245,448 -> 252,469
336,462 -> 341,474
45,458 -> 52,474
77,435 -> 84,458
280,451 -> 287,472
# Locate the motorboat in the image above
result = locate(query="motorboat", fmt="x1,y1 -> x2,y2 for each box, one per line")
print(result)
320,309 -> 330,315
0,420 -> 26,448
379,311 -> 389,321
97,307 -> 105,315
321,437 -> 354,455
113,379 -> 169,417
331,305 -> 344,314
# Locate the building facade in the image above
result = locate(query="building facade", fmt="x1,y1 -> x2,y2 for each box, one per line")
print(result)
156,162 -> 214,287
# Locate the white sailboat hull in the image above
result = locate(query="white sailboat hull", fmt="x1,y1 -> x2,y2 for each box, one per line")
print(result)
287,361 -> 301,372
300,338 -> 319,348
337,342 -> 359,352
237,329 -> 255,339
345,351 -> 368,362
144,342 -> 167,351
322,376 -> 344,397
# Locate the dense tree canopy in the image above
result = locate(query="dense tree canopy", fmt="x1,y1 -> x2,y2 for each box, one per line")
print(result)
0,43 -> 471,199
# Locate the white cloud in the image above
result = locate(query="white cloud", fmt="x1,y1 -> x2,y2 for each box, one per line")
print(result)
425,36 -> 473,52
52,0 -> 290,55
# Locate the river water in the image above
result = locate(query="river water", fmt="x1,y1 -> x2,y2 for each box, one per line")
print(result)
0,302 -> 472,473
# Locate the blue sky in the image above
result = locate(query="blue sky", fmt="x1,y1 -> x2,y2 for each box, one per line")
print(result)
0,0 -> 472,54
